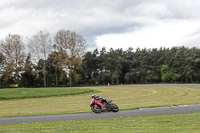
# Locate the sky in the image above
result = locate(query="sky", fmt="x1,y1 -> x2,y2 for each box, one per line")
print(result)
0,0 -> 200,51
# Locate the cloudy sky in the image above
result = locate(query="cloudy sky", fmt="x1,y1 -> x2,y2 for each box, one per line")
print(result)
1,0 -> 200,51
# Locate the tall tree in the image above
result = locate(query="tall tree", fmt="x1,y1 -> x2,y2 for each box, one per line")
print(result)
98,47 -> 110,84
21,53 -> 34,86
46,51 -> 67,86
82,49 -> 100,84
124,47 -> 136,83
0,53 -> 4,73
28,31 -> 52,86
107,48 -> 123,84
54,29 -> 86,86
0,53 -> 5,86
0,34 -> 25,85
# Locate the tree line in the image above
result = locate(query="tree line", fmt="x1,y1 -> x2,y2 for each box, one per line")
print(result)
82,47 -> 200,85
0,30 -> 200,87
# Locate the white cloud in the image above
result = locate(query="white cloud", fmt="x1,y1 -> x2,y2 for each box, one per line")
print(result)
95,20 -> 200,50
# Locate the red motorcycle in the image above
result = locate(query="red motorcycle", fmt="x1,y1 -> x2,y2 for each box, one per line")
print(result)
90,98 -> 119,113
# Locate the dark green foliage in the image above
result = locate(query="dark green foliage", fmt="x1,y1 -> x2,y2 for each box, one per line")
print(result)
161,65 -> 178,82
82,46 -> 200,84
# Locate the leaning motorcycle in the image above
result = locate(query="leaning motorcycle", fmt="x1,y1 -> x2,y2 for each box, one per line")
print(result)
90,98 -> 119,113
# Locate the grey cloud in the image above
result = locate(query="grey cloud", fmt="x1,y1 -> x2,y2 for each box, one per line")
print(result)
157,0 -> 200,19
186,28 -> 200,38
1,0 -> 200,48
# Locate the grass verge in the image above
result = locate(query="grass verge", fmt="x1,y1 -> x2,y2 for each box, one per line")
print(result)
0,87 -> 95,100
0,113 -> 200,133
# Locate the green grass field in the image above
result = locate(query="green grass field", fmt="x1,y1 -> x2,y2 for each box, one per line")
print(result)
0,113 -> 199,133
0,87 -> 94,100
0,86 -> 200,117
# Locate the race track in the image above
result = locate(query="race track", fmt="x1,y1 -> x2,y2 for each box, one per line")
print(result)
1,104 -> 200,125
0,84 -> 200,125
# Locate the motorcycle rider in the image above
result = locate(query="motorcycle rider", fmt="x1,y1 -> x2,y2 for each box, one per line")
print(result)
91,94 -> 109,104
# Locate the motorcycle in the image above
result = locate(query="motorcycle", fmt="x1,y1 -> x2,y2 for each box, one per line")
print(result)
90,98 -> 119,113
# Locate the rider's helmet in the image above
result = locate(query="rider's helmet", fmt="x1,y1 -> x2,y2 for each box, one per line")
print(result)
91,94 -> 96,99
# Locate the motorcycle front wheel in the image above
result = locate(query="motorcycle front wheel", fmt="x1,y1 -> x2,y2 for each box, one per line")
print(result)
91,105 -> 102,113
111,104 -> 119,112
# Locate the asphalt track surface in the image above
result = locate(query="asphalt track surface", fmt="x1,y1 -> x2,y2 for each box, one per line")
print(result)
0,84 -> 200,125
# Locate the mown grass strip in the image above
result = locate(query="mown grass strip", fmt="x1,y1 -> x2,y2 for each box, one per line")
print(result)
0,86 -> 200,117
0,113 -> 199,133
0,87 -> 95,100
